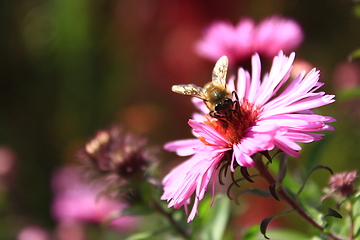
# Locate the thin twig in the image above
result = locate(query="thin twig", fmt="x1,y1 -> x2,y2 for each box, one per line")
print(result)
254,157 -> 347,240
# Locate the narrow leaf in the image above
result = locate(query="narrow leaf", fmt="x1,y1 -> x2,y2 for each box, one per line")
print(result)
241,167 -> 254,183
269,183 -> 280,201
231,170 -> 241,187
324,208 -> 342,219
235,189 -> 272,204
260,151 -> 272,163
260,210 -> 295,239
295,165 -> 333,200
272,149 -> 283,159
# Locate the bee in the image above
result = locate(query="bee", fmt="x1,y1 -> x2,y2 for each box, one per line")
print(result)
172,56 -> 238,118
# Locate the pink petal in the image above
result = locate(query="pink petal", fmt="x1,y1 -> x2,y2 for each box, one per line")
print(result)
233,144 -> 255,167
188,120 -> 229,146
164,139 -> 203,156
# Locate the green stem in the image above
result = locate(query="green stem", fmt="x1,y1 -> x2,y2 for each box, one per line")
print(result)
349,201 -> 354,240
254,157 -> 347,240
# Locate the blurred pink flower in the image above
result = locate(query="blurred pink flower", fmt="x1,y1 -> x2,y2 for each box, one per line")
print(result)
17,225 -> 50,240
55,222 -> 86,240
51,166 -> 137,230
0,146 -> 16,190
333,61 -> 360,91
162,51 -> 335,222
195,16 -> 303,64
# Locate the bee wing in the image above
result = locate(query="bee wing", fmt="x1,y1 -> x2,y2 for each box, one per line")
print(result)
171,84 -> 206,99
212,56 -> 229,87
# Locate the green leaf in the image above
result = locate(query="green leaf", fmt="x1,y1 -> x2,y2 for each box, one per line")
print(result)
324,208 -> 342,219
199,196 -> 230,240
260,210 -> 295,239
227,174 -> 260,200
241,167 -> 254,182
355,231 -> 360,240
124,227 -> 169,240
122,203 -> 154,216
352,198 -> 360,238
337,87 -> 360,102
355,3 -> 360,18
242,225 -> 259,240
235,189 -> 272,204
257,228 -> 311,240
295,165 -> 333,200
260,151 -> 272,163
300,200 -> 326,227
349,48 -> 360,60
269,183 -> 280,201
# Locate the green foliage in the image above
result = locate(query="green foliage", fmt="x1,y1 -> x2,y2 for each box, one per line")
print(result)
235,189 -> 273,204
242,225 -> 259,240
294,165 -> 333,201
353,194 -> 360,238
337,87 -> 360,102
244,225 -> 311,240
324,208 -> 342,219
196,195 -> 231,240
125,227 -> 171,240
260,209 -> 295,239
349,48 -> 360,60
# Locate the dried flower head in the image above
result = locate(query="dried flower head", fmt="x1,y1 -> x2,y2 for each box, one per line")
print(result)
328,170 -> 358,197
78,125 -> 155,197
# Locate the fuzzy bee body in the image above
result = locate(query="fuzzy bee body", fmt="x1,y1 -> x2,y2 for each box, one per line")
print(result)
172,56 -> 236,118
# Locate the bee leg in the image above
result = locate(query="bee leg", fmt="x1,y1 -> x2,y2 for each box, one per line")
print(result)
210,111 -> 224,119
234,100 -> 240,111
232,91 -> 239,101
209,111 -> 216,118
232,91 -> 240,111
210,111 -> 230,128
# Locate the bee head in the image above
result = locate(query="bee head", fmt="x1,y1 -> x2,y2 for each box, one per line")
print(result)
214,98 -> 233,115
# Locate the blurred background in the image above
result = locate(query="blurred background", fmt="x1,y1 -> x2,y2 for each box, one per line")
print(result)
0,0 -> 360,239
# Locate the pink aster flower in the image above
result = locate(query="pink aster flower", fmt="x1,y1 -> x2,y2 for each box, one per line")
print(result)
195,16 -> 304,64
161,51 -> 335,222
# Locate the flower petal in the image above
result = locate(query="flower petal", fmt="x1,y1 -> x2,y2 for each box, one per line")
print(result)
164,139 -> 203,156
